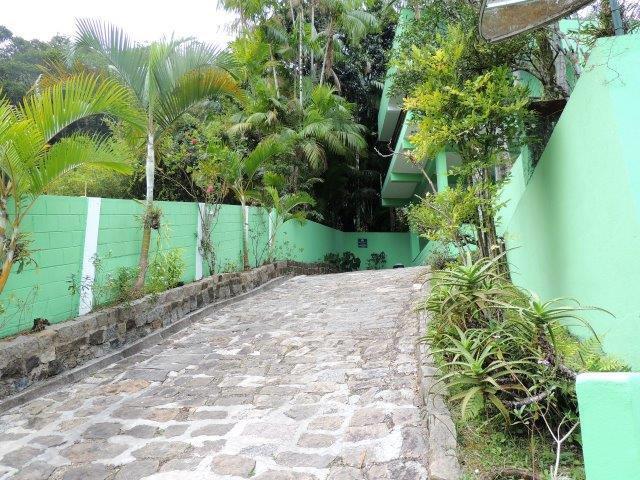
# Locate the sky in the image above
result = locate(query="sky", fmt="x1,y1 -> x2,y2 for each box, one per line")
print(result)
2,0 -> 237,47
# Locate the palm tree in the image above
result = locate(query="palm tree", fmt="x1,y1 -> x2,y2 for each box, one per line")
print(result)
318,0 -> 378,87
71,19 -> 242,290
257,172 -> 316,262
0,74 -> 135,294
230,84 -> 366,186
220,140 -> 284,270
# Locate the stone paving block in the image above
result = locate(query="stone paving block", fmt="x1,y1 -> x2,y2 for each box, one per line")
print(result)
326,466 -> 365,480
0,446 -> 43,468
131,441 -> 191,461
253,472 -> 319,480
191,423 -> 234,436
211,454 -> 256,477
297,432 -> 336,448
57,463 -> 115,480
61,440 -> 127,463
10,461 -> 55,480
275,452 -> 336,468
113,460 -> 159,480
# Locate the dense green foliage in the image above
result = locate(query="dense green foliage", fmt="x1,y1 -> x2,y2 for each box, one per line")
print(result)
424,254 -> 628,478
0,74 -> 136,296
398,22 -> 532,262
0,0 -> 399,232
0,27 -> 68,104
392,1 -> 635,478
323,251 -> 361,272
367,251 -> 386,269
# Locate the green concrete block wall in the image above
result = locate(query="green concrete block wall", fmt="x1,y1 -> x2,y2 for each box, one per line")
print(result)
500,35 -> 640,368
155,201 -> 199,282
208,204 -> 244,273
278,218 -> 342,263
97,198 -> 145,275
0,197 -> 415,338
0,196 -> 88,336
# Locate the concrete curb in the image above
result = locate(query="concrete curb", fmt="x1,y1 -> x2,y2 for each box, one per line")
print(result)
413,269 -> 461,480
0,275 -> 291,414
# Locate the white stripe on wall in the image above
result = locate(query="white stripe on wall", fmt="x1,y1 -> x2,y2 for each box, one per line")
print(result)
268,208 -> 274,252
195,203 -> 204,280
79,197 -> 101,315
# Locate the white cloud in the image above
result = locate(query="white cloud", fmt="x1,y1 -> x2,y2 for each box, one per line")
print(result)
2,0 -> 237,47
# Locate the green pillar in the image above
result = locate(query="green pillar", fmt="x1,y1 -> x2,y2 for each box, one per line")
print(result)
576,373 -> 640,480
435,150 -> 448,192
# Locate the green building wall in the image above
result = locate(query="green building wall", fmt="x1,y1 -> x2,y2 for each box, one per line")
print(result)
499,34 -> 640,368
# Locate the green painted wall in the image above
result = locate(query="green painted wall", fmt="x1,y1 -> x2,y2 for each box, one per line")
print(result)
0,196 -> 88,336
341,232 -> 413,269
0,196 -> 414,338
576,372 -> 640,480
500,35 -> 640,368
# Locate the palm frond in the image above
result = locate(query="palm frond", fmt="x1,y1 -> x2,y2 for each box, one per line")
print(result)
73,18 -> 149,99
27,135 -> 132,199
19,73 -> 143,141
155,68 -> 242,133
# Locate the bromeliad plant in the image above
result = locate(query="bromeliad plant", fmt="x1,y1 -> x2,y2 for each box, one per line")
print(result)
434,326 -> 536,422
0,74 -> 135,295
424,253 -> 626,433
425,252 -> 517,328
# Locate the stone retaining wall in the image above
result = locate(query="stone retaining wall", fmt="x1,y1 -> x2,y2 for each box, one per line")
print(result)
0,261 -> 330,400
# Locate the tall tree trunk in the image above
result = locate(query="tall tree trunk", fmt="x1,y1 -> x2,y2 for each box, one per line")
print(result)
241,197 -> 250,270
135,128 -> 155,291
355,153 -> 361,231
310,3 -> 315,80
550,24 -> 570,97
472,168 -> 509,275
0,258 -> 13,296
0,227 -> 18,296
288,0 -> 297,101
269,45 -> 280,98
298,6 -> 304,106
319,20 -> 333,85
267,210 -> 277,263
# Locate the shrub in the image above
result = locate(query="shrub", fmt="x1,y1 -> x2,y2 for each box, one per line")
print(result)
367,251 -> 387,270
104,266 -> 138,305
424,253 -> 516,328
146,249 -> 186,294
426,247 -> 457,270
323,251 -> 361,272
323,252 -> 341,271
221,260 -> 242,273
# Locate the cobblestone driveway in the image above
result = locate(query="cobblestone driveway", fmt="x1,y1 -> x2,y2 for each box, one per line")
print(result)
0,268 -> 431,480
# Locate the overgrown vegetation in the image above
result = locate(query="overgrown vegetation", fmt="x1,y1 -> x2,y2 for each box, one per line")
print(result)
423,253 -> 627,478
69,245 -> 187,311
0,75 -> 134,297
367,251 -> 386,270
323,251 -> 361,272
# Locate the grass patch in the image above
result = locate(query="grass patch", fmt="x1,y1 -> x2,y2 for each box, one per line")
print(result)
455,414 -> 585,479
